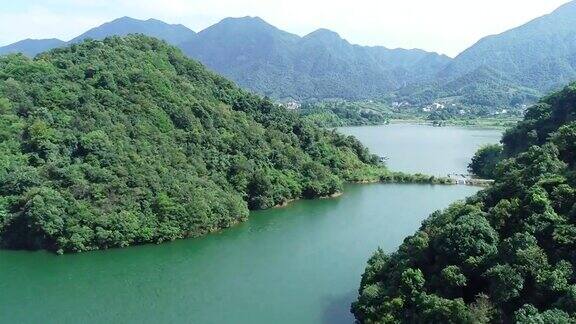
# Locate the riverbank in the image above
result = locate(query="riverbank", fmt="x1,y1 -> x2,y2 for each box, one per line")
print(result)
317,116 -> 519,130
300,103 -> 520,129
0,122 -> 499,324
298,99 -> 522,130
350,170 -> 492,187
0,184 -> 480,324
390,117 -> 518,129
274,170 -> 453,209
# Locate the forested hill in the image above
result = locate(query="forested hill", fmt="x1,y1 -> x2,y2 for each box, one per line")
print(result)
0,35 -> 382,254
181,17 -> 451,100
0,16 -> 450,102
69,16 -> 196,46
398,1 -> 576,110
439,1 -> 576,93
353,82 -> 576,322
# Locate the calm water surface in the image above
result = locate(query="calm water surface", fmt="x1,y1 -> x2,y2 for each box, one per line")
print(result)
338,123 -> 502,176
0,124 -> 500,324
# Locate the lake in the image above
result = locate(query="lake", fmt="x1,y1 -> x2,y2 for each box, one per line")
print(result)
0,124 -> 501,324
338,123 -> 503,176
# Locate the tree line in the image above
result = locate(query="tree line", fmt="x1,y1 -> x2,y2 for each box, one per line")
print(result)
0,35 -> 385,253
353,83 -> 576,323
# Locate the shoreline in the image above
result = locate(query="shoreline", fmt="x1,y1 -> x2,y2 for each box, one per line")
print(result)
11,175 -> 488,255
273,191 -> 344,209
334,118 -> 516,130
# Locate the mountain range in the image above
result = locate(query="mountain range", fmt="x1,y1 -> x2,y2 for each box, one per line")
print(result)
181,17 -> 451,100
2,1 -> 576,108
412,0 -> 576,109
0,17 -> 196,57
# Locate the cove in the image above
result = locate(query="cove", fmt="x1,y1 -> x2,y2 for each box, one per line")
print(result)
0,124 -> 500,324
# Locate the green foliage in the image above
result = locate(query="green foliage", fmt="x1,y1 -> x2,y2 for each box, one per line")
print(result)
395,66 -> 541,112
484,264 -> 524,303
469,144 -> 503,179
300,100 -> 389,127
182,17 -> 450,101
0,35 -> 383,253
551,123 -> 576,169
400,268 -> 425,295
433,212 -> 499,270
353,82 -> 576,323
515,304 -> 573,324
441,265 -> 467,288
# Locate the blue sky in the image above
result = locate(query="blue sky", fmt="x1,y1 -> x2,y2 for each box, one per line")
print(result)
0,0 -> 572,56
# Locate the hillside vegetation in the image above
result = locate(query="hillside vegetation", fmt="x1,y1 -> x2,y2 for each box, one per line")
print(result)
0,36 -> 385,253
4,3 -> 576,110
353,83 -> 576,323
181,17 -> 450,101
0,16 -> 451,102
397,1 -> 576,111
300,101 -> 390,127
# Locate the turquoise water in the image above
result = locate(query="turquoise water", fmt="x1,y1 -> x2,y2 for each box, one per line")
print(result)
0,124 -> 500,323
338,123 -> 502,176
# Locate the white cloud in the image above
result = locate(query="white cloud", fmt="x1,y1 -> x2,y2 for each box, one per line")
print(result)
0,0 -> 572,56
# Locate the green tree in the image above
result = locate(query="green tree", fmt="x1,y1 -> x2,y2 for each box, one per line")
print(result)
353,83 -> 576,323
468,144 -> 503,179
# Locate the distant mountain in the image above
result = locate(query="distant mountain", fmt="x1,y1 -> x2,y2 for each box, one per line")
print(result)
393,1 -> 576,110
0,16 -> 450,101
180,17 -> 301,98
439,0 -> 576,93
181,16 -> 450,100
0,17 -> 196,57
6,4 -> 576,110
0,38 -> 66,57
69,16 -> 196,46
0,16 -> 451,102
366,47 -> 450,80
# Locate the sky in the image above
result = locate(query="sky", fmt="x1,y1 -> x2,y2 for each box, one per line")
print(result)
0,0 -> 572,57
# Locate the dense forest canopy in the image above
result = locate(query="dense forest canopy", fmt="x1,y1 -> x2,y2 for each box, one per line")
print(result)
353,83 -> 576,323
300,101 -> 389,127
468,144 -> 503,179
0,35 -> 384,254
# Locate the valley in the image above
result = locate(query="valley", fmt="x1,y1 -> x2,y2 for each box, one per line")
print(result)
2,1 -> 576,323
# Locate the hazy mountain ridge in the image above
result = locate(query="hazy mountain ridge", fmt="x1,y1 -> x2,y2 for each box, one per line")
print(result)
419,0 -> 576,108
0,17 -> 196,57
0,16 -> 449,101
182,17 -> 450,100
0,38 -> 66,57
2,1 -> 576,108
69,16 -> 197,45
